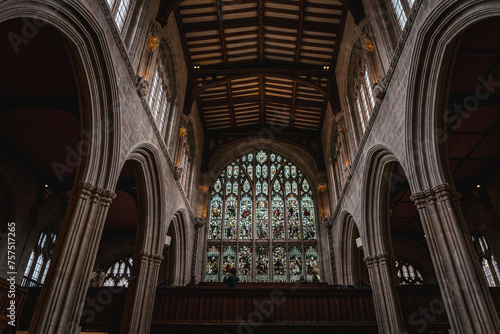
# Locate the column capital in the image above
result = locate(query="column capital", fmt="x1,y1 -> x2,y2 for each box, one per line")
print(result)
410,183 -> 460,208
136,251 -> 164,266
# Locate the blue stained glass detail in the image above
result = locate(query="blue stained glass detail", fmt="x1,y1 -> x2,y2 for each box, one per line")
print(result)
256,150 -> 267,163
239,245 -> 252,282
272,195 -> 285,239
289,246 -> 303,282
305,245 -> 320,281
247,165 -> 253,180
273,245 -> 287,282
224,195 -> 237,239
302,195 -> 316,240
205,245 -> 220,282
222,245 -> 236,278
208,194 -> 222,239
262,165 -> 268,179
239,195 -> 252,239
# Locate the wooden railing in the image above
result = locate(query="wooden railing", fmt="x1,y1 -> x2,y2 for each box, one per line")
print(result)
10,282 -> 500,333
151,283 -> 377,332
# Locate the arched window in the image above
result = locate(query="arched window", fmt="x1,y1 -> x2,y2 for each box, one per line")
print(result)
205,150 -> 321,283
148,51 -> 171,134
472,233 -> 500,287
22,230 -> 57,287
103,257 -> 133,287
106,0 -> 133,32
389,0 -> 415,30
396,260 -> 423,286
353,62 -> 375,133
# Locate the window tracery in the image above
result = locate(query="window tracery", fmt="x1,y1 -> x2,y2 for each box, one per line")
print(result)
22,230 -> 57,287
148,54 -> 171,134
106,0 -> 132,32
103,257 -> 133,287
472,233 -> 500,287
205,150 -> 320,283
396,260 -> 423,286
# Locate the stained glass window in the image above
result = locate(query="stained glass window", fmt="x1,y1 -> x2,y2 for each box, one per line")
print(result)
205,149 -> 321,282
103,257 -> 133,287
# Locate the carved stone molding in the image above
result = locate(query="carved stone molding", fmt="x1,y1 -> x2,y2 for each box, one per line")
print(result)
194,216 -> 207,230
136,76 -> 149,98
69,181 -> 116,206
410,183 -> 460,209
372,77 -> 386,100
321,216 -> 333,230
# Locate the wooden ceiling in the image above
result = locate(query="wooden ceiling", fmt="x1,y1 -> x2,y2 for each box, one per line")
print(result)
160,0 -> 358,133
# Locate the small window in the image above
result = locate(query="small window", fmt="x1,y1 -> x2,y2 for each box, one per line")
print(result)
472,233 -> 500,287
389,0 -> 415,30
354,68 -> 374,132
396,260 -> 423,285
22,230 -> 57,287
148,64 -> 171,133
106,0 -> 132,32
103,257 -> 133,287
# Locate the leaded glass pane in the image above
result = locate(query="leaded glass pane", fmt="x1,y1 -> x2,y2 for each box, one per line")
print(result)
239,245 -> 252,282
205,245 -> 220,282
273,245 -> 287,282
243,179 -> 250,192
256,245 -> 270,282
256,195 -> 269,239
256,150 -> 267,163
224,195 -> 237,239
287,195 -> 300,239
247,165 -> 253,180
302,194 -> 316,240
272,195 -> 285,239
305,245 -> 320,281
208,194 -> 222,239
289,246 -> 303,282
239,195 -> 252,239
222,245 -> 236,279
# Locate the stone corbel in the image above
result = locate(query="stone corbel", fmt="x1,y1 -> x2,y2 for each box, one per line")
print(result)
136,76 -> 149,98
194,216 -> 207,230
372,77 -> 386,100
174,165 -> 183,180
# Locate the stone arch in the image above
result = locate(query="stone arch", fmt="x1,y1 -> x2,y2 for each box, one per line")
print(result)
336,210 -> 367,286
162,210 -> 191,286
361,145 -> 402,256
95,236 -> 135,271
125,143 -> 166,255
0,1 -> 121,190
207,138 -> 320,194
405,0 -> 500,193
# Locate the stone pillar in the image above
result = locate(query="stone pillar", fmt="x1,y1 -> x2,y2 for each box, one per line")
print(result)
191,217 -> 207,276
411,183 -> 500,334
321,216 -> 336,284
28,182 -> 116,334
364,252 -> 406,334
120,251 -> 163,334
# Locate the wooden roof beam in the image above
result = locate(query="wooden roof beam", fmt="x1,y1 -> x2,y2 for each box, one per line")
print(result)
257,0 -> 265,63
214,0 -> 229,67
226,81 -> 237,130
289,82 -> 298,130
259,75 -> 265,125
294,0 -> 306,66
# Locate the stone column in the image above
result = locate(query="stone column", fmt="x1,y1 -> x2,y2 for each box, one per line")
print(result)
411,183 -> 500,334
191,217 -> 207,276
28,182 -> 116,334
364,252 -> 406,334
120,251 -> 163,334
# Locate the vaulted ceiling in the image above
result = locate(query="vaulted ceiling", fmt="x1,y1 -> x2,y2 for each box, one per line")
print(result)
158,0 -> 365,136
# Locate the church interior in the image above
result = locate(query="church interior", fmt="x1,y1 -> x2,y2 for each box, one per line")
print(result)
1,0 -> 500,333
